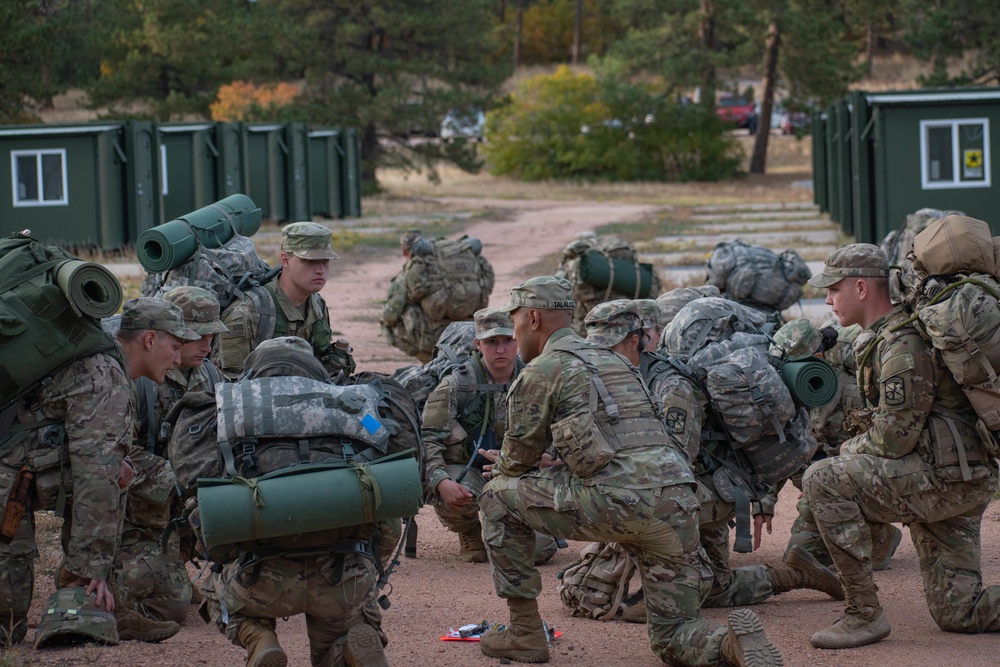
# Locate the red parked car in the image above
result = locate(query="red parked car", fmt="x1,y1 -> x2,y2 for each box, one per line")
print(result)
716,96 -> 758,134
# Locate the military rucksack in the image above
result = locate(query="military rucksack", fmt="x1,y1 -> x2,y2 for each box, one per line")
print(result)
405,236 -> 494,322
391,321 -> 478,414
706,240 -> 811,312
557,542 -> 637,620
555,233 -> 660,336
141,232 -> 275,313
0,232 -> 121,412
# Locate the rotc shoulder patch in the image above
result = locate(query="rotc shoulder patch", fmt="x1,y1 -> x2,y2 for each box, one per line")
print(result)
664,407 -> 687,434
882,377 -> 906,406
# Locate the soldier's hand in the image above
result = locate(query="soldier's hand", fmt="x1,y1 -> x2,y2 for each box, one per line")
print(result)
67,577 -> 115,612
118,460 -> 135,489
477,448 -> 500,477
437,479 -> 474,507
753,514 -> 773,550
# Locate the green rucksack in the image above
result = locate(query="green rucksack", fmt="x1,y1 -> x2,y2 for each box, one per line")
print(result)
0,232 -> 122,411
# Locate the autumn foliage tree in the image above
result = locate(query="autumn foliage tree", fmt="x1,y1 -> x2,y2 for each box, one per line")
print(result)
210,81 -> 301,122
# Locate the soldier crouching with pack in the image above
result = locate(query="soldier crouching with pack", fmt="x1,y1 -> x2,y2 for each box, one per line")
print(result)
477,277 -> 783,666
422,307 -> 558,565
797,244 -> 1000,648
196,337 -> 417,667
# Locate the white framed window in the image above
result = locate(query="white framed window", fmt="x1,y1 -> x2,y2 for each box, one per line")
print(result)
160,144 -> 168,195
11,149 -> 68,206
920,118 -> 991,189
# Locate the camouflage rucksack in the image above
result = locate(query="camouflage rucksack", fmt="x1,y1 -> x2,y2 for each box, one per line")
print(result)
141,233 -> 276,312
556,233 -> 660,336
391,321 -> 477,414
557,542 -> 637,620
706,240 -> 811,312
405,236 -> 494,322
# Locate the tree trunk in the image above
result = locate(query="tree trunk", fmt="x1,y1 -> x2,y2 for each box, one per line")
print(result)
572,0 -> 582,64
514,0 -> 524,68
750,19 -> 781,174
699,0 -> 717,113
498,0 -> 506,23
865,21 -> 875,74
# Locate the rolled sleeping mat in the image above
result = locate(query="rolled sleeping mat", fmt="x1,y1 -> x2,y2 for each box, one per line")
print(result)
137,194 -> 262,273
197,451 -> 423,560
578,250 -> 656,298
54,260 -> 123,319
779,357 -> 838,407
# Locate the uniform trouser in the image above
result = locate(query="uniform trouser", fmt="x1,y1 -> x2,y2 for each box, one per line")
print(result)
111,533 -> 191,624
433,463 -> 559,561
202,552 -> 384,667
694,477 -> 772,608
0,507 -> 36,645
480,468 -> 731,667
803,453 -> 1000,632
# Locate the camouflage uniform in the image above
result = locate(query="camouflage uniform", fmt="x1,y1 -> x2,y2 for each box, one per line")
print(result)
213,222 -> 354,379
803,245 -> 1000,640
200,337 -> 395,666
116,288 -> 226,624
480,277 -> 774,667
0,345 -> 132,645
422,308 -> 557,563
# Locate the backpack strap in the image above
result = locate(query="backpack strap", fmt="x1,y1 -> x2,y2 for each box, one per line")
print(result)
203,360 -> 223,390
245,283 -> 279,348
135,377 -> 159,453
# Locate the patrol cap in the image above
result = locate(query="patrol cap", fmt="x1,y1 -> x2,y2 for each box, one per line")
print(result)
281,222 -> 340,260
656,285 -> 722,324
769,318 -> 823,359
633,299 -> 664,329
400,228 -> 424,254
34,587 -> 119,648
499,276 -> 575,312
119,297 -> 200,342
808,243 -> 889,288
163,286 -> 228,336
585,299 -> 642,347
474,307 -> 515,340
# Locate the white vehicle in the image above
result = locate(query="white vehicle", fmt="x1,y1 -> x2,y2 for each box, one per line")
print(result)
440,108 -> 486,142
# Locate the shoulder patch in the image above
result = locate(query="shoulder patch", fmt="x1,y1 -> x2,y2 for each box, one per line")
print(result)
664,406 -> 688,434
882,376 -> 906,406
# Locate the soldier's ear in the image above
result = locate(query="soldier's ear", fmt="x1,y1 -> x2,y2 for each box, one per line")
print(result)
143,330 -> 158,351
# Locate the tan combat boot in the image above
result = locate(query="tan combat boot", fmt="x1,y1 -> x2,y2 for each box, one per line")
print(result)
237,619 -> 288,667
719,609 -> 783,667
871,524 -> 903,572
344,623 -> 390,667
767,560 -> 843,600
458,528 -> 488,563
619,598 -> 646,623
783,546 -> 844,600
114,608 -> 181,642
480,597 -> 550,663
811,583 -> 889,650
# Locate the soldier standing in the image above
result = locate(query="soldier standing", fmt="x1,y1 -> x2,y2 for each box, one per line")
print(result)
799,244 -> 1000,648
422,307 -> 557,564
213,222 -> 354,380
477,276 -> 783,666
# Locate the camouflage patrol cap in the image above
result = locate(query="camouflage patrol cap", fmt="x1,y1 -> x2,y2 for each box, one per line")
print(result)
633,299 -> 664,329
163,286 -> 228,336
281,222 -> 340,260
400,228 -> 424,254
499,276 -> 575,312
769,318 -> 823,359
808,243 -> 888,288
34,587 -> 119,648
656,285 -> 722,324
244,336 -> 329,381
119,297 -> 200,342
585,299 -> 642,347
474,307 -> 515,340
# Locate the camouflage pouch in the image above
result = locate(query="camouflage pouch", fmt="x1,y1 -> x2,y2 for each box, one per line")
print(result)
551,410 -> 615,479
844,407 -> 873,436
557,542 -> 636,620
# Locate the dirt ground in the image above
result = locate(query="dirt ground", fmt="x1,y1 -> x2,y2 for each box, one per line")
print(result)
12,182 -> 1000,667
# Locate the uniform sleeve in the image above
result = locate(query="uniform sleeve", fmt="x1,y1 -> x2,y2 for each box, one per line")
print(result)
57,357 -> 132,581
851,333 -> 934,458
655,374 -> 707,465
496,363 -> 561,477
214,299 -> 258,378
421,376 -> 461,492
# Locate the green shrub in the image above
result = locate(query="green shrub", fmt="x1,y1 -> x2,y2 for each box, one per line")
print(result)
483,66 -> 743,182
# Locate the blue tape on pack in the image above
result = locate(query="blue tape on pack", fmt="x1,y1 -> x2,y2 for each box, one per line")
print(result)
361,414 -> 383,435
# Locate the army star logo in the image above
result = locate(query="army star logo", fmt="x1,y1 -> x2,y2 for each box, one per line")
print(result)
665,407 -> 687,433
883,377 -> 905,406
